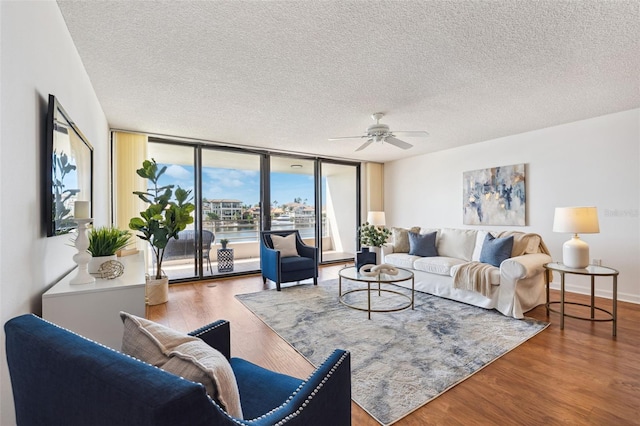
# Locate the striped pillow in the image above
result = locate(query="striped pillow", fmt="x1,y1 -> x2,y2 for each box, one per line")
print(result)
120,312 -> 243,419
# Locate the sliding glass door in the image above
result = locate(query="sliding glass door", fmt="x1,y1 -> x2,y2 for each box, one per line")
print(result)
134,138 -> 360,282
268,156 -> 358,263
201,148 -> 262,275
146,142 -> 198,280
269,156 -> 317,245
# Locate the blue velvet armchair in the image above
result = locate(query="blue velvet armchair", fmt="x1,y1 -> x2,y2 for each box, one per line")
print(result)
5,314 -> 351,425
260,230 -> 318,291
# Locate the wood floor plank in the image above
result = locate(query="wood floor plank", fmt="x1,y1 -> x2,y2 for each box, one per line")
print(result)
147,264 -> 640,425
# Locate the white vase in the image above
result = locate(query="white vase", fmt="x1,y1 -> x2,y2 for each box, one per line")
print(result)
370,246 -> 382,265
88,254 -> 117,274
146,276 -> 169,305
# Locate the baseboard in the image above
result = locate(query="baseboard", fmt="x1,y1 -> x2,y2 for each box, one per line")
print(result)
548,282 -> 640,305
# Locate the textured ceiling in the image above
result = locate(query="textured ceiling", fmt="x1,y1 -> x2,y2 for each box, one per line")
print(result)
56,1 -> 639,163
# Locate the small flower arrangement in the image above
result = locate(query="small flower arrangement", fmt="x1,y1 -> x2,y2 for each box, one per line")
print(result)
220,238 -> 230,249
358,222 -> 391,247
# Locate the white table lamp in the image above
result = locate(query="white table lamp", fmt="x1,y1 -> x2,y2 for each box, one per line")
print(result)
366,211 -> 386,226
553,206 -> 599,269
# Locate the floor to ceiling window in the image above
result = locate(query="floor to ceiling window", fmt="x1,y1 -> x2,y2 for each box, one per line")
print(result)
201,147 -> 262,275
146,141 -> 199,281
269,156 -> 317,244
130,137 -> 360,283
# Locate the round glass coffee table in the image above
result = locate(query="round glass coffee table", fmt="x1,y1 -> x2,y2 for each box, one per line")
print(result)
338,266 -> 414,319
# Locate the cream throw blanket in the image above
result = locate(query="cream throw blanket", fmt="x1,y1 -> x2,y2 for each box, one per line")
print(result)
452,262 -> 496,297
497,231 -> 550,257
453,232 -> 552,297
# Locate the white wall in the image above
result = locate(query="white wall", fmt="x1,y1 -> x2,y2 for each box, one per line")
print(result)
325,168 -> 357,253
385,109 -> 640,303
0,2 -> 109,424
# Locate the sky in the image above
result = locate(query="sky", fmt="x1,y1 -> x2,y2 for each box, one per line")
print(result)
157,164 -> 317,207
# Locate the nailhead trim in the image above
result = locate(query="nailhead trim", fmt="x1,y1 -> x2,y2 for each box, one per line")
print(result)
190,319 -> 228,337
242,350 -> 350,424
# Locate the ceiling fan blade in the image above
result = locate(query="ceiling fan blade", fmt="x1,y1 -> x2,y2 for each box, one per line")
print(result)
328,135 -> 368,141
392,131 -> 430,137
385,136 -> 413,150
355,139 -> 374,151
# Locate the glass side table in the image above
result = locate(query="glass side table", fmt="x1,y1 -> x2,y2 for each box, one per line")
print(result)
544,262 -> 619,337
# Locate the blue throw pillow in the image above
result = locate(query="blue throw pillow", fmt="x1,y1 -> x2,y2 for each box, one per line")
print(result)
408,231 -> 438,257
479,234 -> 514,267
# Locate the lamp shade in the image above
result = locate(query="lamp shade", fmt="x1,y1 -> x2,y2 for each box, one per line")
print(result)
552,207 -> 599,234
366,211 -> 386,226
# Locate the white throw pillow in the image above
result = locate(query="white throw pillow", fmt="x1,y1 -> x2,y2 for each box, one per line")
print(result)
471,230 -> 490,261
437,228 -> 477,261
120,312 -> 244,419
271,233 -> 300,257
438,228 -> 476,261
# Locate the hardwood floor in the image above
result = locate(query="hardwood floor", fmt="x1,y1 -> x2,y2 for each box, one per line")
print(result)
147,264 -> 640,425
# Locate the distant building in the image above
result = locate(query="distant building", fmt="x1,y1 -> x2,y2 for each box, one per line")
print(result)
283,202 -> 316,224
204,199 -> 243,220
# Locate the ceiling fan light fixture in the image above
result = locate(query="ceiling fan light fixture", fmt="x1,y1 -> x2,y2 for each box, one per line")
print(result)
372,112 -> 385,122
330,112 -> 428,151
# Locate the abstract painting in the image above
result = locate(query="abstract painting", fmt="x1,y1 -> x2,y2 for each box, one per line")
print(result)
463,163 -> 526,226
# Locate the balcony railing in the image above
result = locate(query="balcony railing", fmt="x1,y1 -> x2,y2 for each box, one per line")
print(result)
145,218 -> 340,280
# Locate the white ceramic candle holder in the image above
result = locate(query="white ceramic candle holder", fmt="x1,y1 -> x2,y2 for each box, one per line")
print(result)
70,218 -> 96,285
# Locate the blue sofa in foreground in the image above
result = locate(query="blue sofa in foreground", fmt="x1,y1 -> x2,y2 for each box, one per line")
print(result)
5,314 -> 351,426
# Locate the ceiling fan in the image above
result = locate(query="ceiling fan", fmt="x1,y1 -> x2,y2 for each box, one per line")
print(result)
329,112 -> 429,151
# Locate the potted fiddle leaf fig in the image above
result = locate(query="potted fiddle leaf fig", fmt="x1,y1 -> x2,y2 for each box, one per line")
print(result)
129,159 -> 195,305
87,226 -> 130,273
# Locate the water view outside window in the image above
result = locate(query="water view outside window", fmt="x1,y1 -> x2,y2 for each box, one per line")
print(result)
145,142 -> 358,280
270,156 -> 318,245
201,149 -> 261,248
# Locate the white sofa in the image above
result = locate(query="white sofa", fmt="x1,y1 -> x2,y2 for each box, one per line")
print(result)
381,227 -> 552,319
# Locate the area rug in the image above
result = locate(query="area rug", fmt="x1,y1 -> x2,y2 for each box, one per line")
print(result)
236,280 -> 548,425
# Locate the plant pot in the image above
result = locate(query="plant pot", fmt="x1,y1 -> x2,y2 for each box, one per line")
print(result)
356,248 -> 376,270
146,276 -> 169,305
88,254 -> 117,274
370,246 -> 382,265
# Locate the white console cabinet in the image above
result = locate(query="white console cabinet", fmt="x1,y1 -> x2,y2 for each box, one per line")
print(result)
42,252 -> 146,350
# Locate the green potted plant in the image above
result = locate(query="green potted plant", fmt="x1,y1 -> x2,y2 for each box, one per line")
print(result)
359,222 -> 391,247
87,226 -> 131,273
358,222 -> 391,265
220,238 -> 229,249
129,159 -> 195,305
